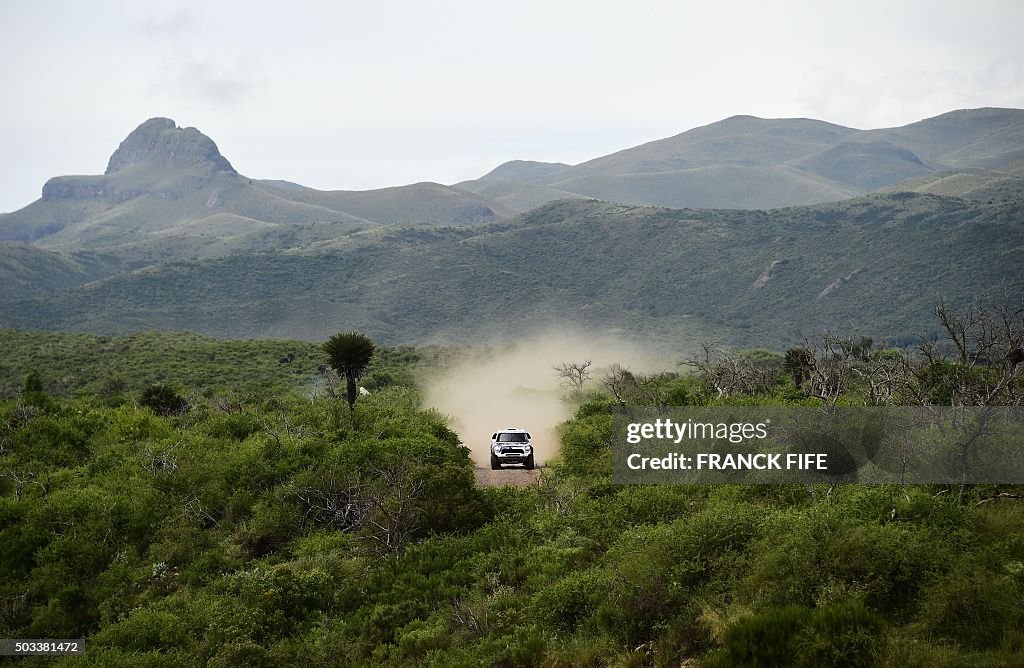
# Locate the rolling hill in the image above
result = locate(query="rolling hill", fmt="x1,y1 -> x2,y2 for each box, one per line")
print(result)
0,118 -> 514,264
1,109 -> 1022,350
2,192 -> 1020,349
0,243 -> 125,296
457,108 -> 1024,211
877,167 -> 1024,203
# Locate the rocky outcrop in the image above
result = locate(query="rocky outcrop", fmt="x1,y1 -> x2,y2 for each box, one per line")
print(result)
40,177 -> 110,200
105,118 -> 236,175
40,176 -> 180,202
38,118 -> 236,202
752,259 -> 789,289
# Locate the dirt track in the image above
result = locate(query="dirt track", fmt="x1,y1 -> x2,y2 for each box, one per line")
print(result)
474,466 -> 544,487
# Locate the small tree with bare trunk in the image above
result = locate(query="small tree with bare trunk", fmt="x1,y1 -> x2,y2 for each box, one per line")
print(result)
602,364 -> 637,404
906,298 -> 1024,503
682,342 -> 781,399
554,360 -> 593,392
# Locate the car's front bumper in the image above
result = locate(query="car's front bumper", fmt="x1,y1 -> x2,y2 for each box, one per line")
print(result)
493,447 -> 532,463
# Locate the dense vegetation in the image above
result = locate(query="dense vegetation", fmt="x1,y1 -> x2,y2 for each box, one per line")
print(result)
2,324 -> 1023,666
0,328 -> 452,399
3,190 -> 1023,348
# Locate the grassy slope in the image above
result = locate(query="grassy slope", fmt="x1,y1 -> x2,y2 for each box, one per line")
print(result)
472,108 -> 1024,210
790,140 -> 932,191
0,243 -> 125,296
0,329 -> 324,397
867,107 -> 1024,168
451,178 -> 587,213
1,170 -> 513,265
2,192 -> 1021,348
545,164 -> 859,209
0,328 -> 451,398
880,168 -> 1024,204
258,181 -> 518,224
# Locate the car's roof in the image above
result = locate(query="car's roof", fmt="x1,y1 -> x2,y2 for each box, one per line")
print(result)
496,427 -> 528,432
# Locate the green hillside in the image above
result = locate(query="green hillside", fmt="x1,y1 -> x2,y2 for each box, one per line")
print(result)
0,243 -> 125,296
879,167 -> 1024,203
791,141 -> 931,191
866,107 -> 1024,168
451,178 -> 587,213
0,328 -> 450,398
461,108 -> 1024,211
0,118 -> 514,263
258,181 -> 517,225
532,164 -> 859,210
3,192 -> 1020,348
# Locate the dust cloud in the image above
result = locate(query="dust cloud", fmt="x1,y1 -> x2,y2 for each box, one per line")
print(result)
423,330 -> 674,467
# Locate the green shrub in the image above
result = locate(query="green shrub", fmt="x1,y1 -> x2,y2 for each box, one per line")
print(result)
204,411 -> 262,441
93,607 -> 190,652
714,605 -> 813,667
794,601 -> 884,667
710,602 -> 884,668
739,507 -> 942,614
919,565 -> 1024,649
395,617 -> 451,662
140,384 -> 188,417
556,414 -> 612,479
531,568 -> 608,632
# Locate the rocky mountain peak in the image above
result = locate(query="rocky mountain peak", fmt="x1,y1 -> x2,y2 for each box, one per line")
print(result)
104,117 -> 236,175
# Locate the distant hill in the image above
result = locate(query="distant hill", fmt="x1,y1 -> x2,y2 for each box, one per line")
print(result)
3,192 -> 1020,349
457,108 -> 1024,211
1,109 -> 1022,349
878,168 -> 1024,203
0,118 -> 514,263
0,243 -> 125,296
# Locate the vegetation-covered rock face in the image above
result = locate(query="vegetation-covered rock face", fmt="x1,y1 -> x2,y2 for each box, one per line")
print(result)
3,190 -> 1022,348
2,325 -> 1023,666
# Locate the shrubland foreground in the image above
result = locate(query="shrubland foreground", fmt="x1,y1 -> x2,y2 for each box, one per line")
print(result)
1,327 -> 1023,667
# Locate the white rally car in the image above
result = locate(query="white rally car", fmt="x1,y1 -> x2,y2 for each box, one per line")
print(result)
490,428 -> 535,470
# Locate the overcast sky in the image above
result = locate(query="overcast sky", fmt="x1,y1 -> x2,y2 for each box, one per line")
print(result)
1,0 -> 1023,212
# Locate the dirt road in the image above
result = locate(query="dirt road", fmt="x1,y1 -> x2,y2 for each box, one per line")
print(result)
474,466 -> 543,487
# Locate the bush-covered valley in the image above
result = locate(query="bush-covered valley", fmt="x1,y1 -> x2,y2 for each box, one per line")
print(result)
1,326 -> 1023,666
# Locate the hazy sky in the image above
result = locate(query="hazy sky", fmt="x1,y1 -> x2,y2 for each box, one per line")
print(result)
1,0 -> 1023,212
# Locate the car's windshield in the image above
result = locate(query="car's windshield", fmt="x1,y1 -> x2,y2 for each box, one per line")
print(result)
497,433 -> 527,442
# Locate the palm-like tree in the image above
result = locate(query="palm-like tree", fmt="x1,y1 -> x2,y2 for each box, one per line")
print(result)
323,332 -> 376,411
783,347 -> 814,389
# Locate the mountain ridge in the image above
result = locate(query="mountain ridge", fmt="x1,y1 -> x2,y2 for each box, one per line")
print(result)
458,107 -> 1024,211
1,108 -> 1022,350
0,118 -> 514,255
3,191 -> 1020,349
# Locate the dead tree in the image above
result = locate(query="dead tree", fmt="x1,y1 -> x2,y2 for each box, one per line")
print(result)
554,360 -> 593,392
681,342 -> 780,399
910,298 -> 1024,503
851,349 -> 910,406
289,461 -> 426,557
633,371 -> 681,407
803,332 -> 856,409
926,298 -> 1024,406
361,461 -> 426,558
290,472 -> 370,531
602,364 -> 638,404
0,467 -> 48,502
